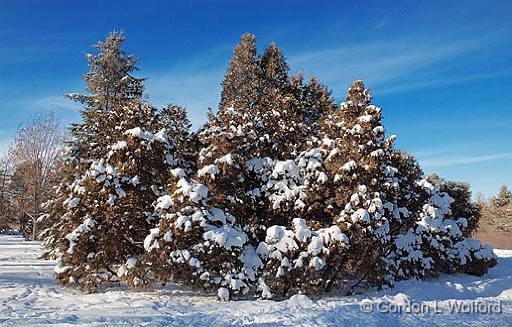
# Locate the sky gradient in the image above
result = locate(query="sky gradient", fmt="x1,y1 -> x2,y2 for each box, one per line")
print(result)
1,0 -> 511,197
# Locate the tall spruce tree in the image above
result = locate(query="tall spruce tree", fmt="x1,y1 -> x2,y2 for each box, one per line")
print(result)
144,34 -> 313,299
67,31 -> 145,161
48,32 -> 189,292
257,81 -> 426,295
43,31 -> 145,263
317,81 -> 493,289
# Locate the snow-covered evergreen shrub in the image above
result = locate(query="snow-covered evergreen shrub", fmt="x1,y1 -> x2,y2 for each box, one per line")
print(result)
143,34 -> 338,299
54,100 -> 182,291
427,174 -> 481,237
385,179 -> 497,282
254,81 -> 497,298
256,218 -> 349,298
143,39 -> 497,300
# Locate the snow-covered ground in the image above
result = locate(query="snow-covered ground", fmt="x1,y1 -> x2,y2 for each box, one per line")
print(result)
1,234 -> 511,326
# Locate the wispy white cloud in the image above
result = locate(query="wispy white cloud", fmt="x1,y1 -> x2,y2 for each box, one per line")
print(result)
420,151 -> 512,167
146,32 -> 496,128
86,27 -> 509,132
288,30 -> 507,96
410,146 -> 459,159
377,70 -> 512,95
374,6 -> 407,30
0,33 -> 72,63
375,17 -> 390,30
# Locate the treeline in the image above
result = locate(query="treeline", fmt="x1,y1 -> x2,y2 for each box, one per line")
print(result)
6,32 -> 499,300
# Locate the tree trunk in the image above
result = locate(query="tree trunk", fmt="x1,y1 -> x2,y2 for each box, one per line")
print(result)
32,217 -> 37,241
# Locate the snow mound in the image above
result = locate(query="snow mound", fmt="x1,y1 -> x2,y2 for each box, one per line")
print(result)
287,294 -> 314,308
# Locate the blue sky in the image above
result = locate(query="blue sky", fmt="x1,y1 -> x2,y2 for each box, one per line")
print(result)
1,0 -> 511,197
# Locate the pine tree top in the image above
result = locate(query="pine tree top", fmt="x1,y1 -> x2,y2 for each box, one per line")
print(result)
66,31 -> 145,112
346,80 -> 372,107
260,42 -> 289,88
219,33 -> 260,110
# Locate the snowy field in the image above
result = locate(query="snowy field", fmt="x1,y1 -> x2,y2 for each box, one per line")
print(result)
0,234 -> 511,326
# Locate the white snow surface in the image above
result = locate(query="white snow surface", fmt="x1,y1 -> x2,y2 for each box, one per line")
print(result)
1,233 -> 511,326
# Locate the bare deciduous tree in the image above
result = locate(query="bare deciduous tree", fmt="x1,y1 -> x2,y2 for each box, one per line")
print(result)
0,149 -> 15,230
10,112 -> 64,239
